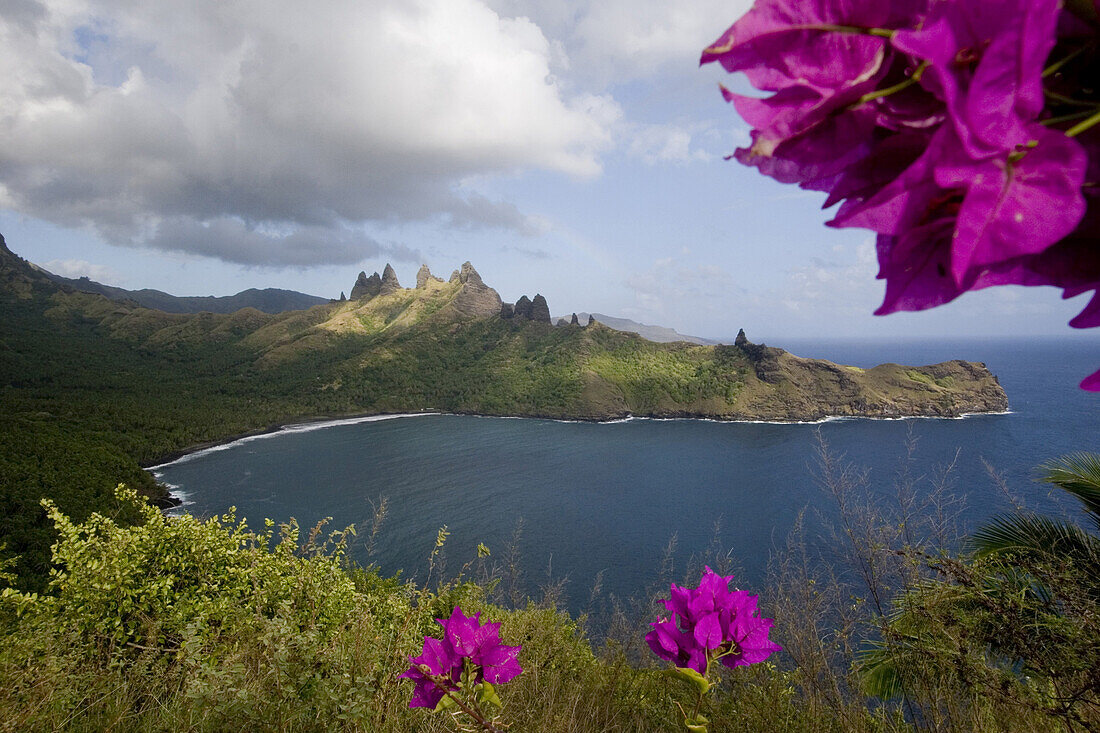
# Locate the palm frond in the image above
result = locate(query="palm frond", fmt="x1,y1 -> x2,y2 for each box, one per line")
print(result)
969,513 -> 1100,569
856,642 -> 907,700
1039,452 -> 1100,529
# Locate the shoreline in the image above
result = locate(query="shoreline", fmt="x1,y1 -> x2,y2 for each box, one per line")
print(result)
148,406 -> 1013,507
143,410 -> 442,471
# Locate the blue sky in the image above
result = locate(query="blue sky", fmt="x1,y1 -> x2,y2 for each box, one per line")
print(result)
1,0 -> 1094,342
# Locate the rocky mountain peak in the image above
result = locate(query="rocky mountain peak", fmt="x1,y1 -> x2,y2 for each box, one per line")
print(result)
502,293 -> 551,324
447,261 -> 501,317
735,328 -> 748,347
351,271 -> 382,300
416,264 -> 443,289
512,295 -> 533,319
379,264 -> 401,295
530,294 -> 551,324
458,261 -> 485,286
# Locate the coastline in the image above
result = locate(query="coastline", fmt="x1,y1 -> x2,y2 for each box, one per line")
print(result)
149,405 -> 1013,509
143,410 -> 442,471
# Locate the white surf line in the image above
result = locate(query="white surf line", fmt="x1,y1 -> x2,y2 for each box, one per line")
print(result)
151,407 -> 1014,473
549,411 -> 1013,426
147,412 -> 441,470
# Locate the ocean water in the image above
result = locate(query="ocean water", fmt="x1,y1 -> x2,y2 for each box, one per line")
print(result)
154,337 -> 1100,611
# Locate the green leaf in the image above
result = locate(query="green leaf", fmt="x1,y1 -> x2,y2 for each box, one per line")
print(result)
475,682 -> 502,709
433,693 -> 457,713
969,513 -> 1100,569
684,713 -> 709,732
1039,452 -> 1100,530
668,665 -> 711,695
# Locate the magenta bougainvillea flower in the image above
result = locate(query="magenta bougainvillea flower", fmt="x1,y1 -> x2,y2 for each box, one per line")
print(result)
646,567 -> 781,675
832,123 -> 1088,311
707,0 -> 1100,389
400,606 -> 522,709
701,0 -> 930,191
891,0 -> 1061,157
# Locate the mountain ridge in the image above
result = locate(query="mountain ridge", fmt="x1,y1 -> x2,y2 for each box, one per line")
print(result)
1,234 -> 1007,424
0,231 -> 1008,583
38,272 -> 329,314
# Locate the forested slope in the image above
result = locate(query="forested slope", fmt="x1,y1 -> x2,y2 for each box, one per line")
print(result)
0,234 -> 1006,587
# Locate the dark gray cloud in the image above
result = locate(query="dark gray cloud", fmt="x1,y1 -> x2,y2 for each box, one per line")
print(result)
143,218 -> 420,267
0,0 -> 46,34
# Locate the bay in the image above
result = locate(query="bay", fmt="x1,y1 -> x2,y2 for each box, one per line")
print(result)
154,336 -> 1100,612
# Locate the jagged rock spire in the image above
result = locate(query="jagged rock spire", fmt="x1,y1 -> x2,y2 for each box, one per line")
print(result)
530,294 -> 551,323
457,261 -> 486,285
449,261 -> 502,317
570,313 -> 579,325
379,264 -> 401,295
513,295 -> 533,319
504,293 -> 552,324
416,264 -> 443,289
351,271 -> 382,300
735,328 -> 748,347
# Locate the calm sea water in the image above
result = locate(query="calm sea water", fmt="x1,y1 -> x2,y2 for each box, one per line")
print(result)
155,337 -> 1100,611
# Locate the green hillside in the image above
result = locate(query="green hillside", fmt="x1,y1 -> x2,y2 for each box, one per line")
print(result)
5,235 -> 1094,733
0,234 -> 1006,586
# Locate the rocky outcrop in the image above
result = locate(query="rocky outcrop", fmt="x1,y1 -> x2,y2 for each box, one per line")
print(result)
379,264 -> 401,295
513,295 -> 533,320
530,294 -> 551,324
456,262 -> 480,285
570,313 -> 579,326
557,318 -> 569,326
416,264 -> 443,289
588,315 -> 595,326
505,293 -> 552,323
448,262 -> 502,318
339,292 -> 346,302
734,331 -> 784,383
501,302 -> 514,319
351,271 -> 382,300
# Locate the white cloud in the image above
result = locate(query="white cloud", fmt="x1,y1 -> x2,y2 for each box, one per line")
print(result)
41,258 -> 123,284
626,123 -> 710,165
779,239 -> 881,315
625,257 -> 738,319
0,0 -> 620,265
488,0 -> 750,82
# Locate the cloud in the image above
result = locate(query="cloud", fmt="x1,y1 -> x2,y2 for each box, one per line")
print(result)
501,244 -> 552,260
626,123 -> 710,165
0,0 -> 618,265
778,239 -> 881,315
488,0 -> 750,82
41,258 -> 123,284
625,257 -> 738,316
143,218 -> 420,267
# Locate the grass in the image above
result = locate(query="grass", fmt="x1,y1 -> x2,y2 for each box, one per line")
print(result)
1,435 -> 1095,733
